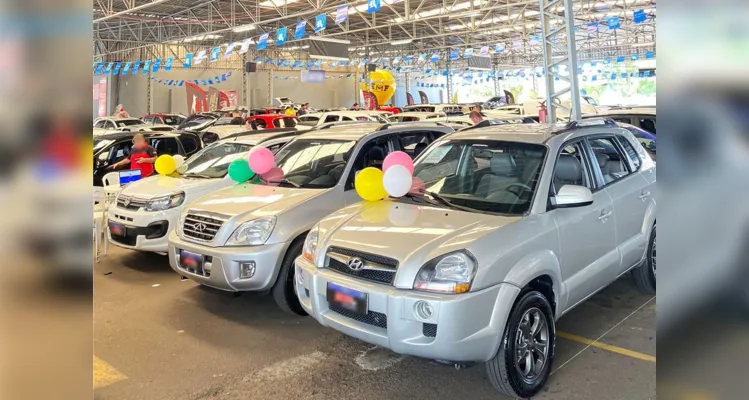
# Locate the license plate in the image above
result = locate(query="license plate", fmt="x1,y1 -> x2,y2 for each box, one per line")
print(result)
108,221 -> 126,237
179,250 -> 205,274
327,282 -> 368,314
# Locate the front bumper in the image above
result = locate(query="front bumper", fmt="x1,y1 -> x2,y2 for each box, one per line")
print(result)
107,206 -> 179,253
168,231 -> 290,292
295,256 -> 521,363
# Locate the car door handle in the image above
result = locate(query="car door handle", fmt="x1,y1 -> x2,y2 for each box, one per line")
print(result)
638,190 -> 651,200
598,210 -> 612,221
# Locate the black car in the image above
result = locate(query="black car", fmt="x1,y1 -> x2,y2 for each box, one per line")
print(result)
176,113 -> 223,131
93,131 -> 203,186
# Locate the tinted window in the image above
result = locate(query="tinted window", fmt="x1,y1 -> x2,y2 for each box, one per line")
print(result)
151,137 -> 180,155
397,132 -> 431,158
179,135 -> 199,154
163,116 -> 184,125
617,136 -> 643,171
324,115 -> 339,123
638,117 -> 656,134
255,119 -> 268,129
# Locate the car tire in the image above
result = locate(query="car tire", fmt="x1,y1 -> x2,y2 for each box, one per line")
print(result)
272,239 -> 307,316
485,290 -> 555,399
633,224 -> 656,294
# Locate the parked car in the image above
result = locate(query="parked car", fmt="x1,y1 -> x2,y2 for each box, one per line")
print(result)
246,114 -> 300,130
177,113 -> 222,132
93,131 -> 203,186
584,107 -> 656,135
403,104 -> 464,115
387,112 -> 446,122
298,111 -> 388,128
295,118 -> 656,398
377,106 -> 402,114
107,130 -> 300,253
135,123 -> 176,132
167,122 -> 455,313
141,113 -> 186,126
93,117 -> 146,131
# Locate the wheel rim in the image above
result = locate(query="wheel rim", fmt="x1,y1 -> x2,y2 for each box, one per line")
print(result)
514,307 -> 550,380
651,234 -> 656,277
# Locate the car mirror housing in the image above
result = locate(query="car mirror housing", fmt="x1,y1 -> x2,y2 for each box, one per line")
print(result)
555,185 -> 594,208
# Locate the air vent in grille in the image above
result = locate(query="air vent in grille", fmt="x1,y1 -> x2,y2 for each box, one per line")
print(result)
329,305 -> 387,329
116,195 -> 147,210
182,213 -> 225,242
423,323 -> 438,338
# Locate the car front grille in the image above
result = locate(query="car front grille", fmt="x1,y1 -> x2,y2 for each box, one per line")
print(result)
325,247 -> 398,285
329,305 -> 387,329
182,212 -> 226,242
116,195 -> 147,210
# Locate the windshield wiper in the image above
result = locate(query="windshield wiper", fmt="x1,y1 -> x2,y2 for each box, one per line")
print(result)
422,191 -> 484,213
267,179 -> 301,188
183,173 -> 212,179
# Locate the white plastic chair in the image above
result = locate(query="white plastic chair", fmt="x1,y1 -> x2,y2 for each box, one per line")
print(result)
102,171 -> 120,186
101,171 -> 121,209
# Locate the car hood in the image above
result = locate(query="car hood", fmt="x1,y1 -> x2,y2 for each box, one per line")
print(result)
187,184 -> 325,219
120,175 -> 221,198
323,200 -> 522,265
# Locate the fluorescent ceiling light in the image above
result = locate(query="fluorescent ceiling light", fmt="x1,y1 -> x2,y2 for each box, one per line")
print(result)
632,42 -> 655,47
391,39 -> 413,45
259,0 -> 298,7
175,34 -> 223,43
232,24 -> 256,33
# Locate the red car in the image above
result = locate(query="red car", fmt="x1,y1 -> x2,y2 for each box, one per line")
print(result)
141,113 -> 186,126
246,114 -> 299,129
377,106 -> 402,114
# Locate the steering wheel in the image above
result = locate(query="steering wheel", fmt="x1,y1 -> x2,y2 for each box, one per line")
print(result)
505,182 -> 533,196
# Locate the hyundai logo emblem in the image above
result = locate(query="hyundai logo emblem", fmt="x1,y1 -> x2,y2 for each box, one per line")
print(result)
347,257 -> 365,271
192,222 -> 207,232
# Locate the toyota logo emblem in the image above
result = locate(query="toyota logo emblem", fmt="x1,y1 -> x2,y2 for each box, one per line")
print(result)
192,222 -> 207,232
347,257 -> 365,271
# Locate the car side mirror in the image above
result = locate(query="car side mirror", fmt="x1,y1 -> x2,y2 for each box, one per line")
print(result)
555,185 -> 594,208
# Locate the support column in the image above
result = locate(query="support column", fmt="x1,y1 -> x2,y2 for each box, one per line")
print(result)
147,70 -> 152,113
268,68 -> 274,107
539,0 -> 581,122
404,71 -> 410,106
242,53 -> 248,106
445,59 -> 453,104
493,64 -> 501,97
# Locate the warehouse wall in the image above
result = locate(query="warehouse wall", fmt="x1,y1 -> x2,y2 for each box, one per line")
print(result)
114,68 -> 358,116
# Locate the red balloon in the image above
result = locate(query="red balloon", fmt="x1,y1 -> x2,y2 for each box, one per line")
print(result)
409,177 -> 425,194
261,167 -> 284,186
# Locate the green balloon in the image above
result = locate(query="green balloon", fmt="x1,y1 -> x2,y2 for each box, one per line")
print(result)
228,159 -> 254,183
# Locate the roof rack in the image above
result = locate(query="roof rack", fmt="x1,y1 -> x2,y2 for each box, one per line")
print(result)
458,116 -> 538,131
552,117 -> 619,135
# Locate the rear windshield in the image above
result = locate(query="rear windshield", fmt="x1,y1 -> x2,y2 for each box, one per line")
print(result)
116,119 -> 144,127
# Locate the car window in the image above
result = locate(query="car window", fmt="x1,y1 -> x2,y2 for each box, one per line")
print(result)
94,120 -> 107,128
345,136 -> 392,189
116,119 -> 144,127
611,117 -> 632,124
163,116 -> 183,125
324,115 -> 339,123
151,137 -> 181,155
109,140 -> 132,163
179,135 -> 200,154
588,137 -> 632,186
638,117 -> 656,134
621,125 -> 656,159
143,116 -> 154,124
265,141 -> 287,154
616,135 -> 643,171
182,142 -> 251,178
106,121 -> 117,129
255,119 -> 268,129
274,139 -> 356,188
553,140 -> 593,195
341,116 -> 354,121
411,139 -> 547,215
396,132 -> 432,159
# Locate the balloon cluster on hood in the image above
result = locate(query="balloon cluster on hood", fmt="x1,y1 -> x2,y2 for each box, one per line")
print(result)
228,147 -> 285,185
354,151 -> 424,201
155,154 -> 185,176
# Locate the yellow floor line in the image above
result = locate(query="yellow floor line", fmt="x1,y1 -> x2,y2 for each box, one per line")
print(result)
556,331 -> 656,362
94,356 -> 128,389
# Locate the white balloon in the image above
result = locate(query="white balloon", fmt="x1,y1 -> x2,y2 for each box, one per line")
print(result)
176,164 -> 188,174
382,164 -> 412,198
173,154 -> 185,168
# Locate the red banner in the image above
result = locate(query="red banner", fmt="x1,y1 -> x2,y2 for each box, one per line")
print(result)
186,82 -> 208,113
418,91 -> 429,104
220,90 -> 238,108
362,91 -> 378,110
406,92 -> 415,105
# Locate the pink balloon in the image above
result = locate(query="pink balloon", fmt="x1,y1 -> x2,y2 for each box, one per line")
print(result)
261,167 -> 284,186
383,151 -> 414,174
409,177 -> 425,194
248,147 -> 274,175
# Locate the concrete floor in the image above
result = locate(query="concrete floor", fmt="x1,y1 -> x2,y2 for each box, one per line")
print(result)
94,246 -> 656,400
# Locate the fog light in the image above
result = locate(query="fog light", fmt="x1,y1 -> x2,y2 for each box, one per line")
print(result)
239,262 -> 256,279
414,300 -> 434,321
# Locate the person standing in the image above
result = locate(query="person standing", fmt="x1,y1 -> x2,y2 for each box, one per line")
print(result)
351,102 -> 361,111
116,105 -> 130,118
107,133 -> 157,177
284,106 -> 297,116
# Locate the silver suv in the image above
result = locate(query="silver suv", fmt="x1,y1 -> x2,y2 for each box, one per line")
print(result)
168,122 -> 455,314
295,119 -> 656,398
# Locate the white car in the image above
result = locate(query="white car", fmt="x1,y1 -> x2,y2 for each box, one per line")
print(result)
93,117 -> 146,131
106,131 -> 299,253
200,125 -> 251,141
298,111 -> 388,128
135,123 -> 175,132
403,104 -> 463,115
387,112 -> 446,122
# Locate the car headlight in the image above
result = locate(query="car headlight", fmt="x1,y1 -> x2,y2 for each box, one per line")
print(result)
413,251 -> 477,294
175,210 -> 188,237
225,216 -> 276,246
302,225 -> 320,263
145,192 -> 185,211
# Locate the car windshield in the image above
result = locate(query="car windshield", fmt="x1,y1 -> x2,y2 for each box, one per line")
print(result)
182,142 -> 252,179
411,139 -> 547,215
116,119 -> 144,127
272,139 -> 356,188
163,116 -> 184,125
94,139 -> 113,153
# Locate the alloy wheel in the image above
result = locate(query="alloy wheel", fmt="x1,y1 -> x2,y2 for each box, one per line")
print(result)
651,235 -> 657,277
514,307 -> 550,380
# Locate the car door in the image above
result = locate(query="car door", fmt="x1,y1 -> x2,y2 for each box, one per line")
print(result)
588,134 -> 653,275
551,140 -> 619,312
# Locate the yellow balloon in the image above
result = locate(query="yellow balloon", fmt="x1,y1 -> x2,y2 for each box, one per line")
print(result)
360,69 -> 396,106
355,167 -> 387,201
155,154 -> 177,175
